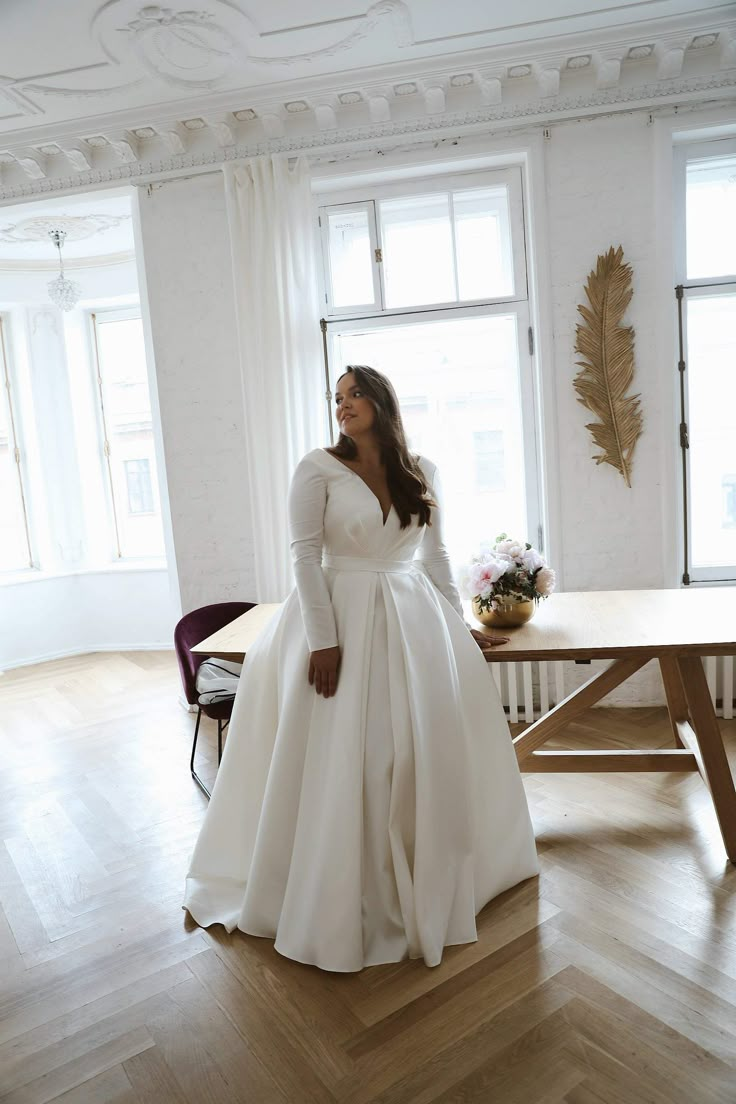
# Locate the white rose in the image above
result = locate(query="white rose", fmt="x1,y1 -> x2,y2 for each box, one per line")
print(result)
523,548 -> 544,572
535,566 -> 556,596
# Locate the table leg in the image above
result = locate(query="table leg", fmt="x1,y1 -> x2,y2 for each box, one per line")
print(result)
513,656 -> 648,764
659,657 -> 688,748
677,655 -> 736,864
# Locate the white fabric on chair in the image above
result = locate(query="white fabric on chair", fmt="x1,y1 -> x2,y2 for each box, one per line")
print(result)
195,658 -> 243,705
225,156 -> 325,602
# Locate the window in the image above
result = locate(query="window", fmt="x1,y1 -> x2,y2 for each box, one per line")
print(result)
320,173 -> 523,318
125,458 -> 154,515
0,317 -> 33,572
676,140 -> 736,582
474,430 -> 505,493
722,476 -> 736,529
91,310 -> 165,559
319,168 -> 539,564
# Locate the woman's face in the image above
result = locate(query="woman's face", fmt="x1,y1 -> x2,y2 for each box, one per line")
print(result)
335,372 -> 376,437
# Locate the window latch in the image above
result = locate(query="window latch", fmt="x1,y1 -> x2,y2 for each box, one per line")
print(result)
374,247 -> 383,263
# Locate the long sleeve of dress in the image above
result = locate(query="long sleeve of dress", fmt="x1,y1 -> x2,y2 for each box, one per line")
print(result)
287,455 -> 339,652
415,460 -> 465,620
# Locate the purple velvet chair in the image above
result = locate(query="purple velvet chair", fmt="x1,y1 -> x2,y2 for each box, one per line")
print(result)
174,601 -> 255,798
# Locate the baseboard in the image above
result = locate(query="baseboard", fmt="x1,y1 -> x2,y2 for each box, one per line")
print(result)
0,642 -> 175,673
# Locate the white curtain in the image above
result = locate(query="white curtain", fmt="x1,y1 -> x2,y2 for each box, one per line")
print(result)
225,156 -> 325,602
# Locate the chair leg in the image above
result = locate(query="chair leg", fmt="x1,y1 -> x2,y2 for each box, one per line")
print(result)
217,718 -> 230,765
190,707 -> 211,799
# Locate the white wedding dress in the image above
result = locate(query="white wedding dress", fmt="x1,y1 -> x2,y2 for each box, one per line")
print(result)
184,449 -> 538,971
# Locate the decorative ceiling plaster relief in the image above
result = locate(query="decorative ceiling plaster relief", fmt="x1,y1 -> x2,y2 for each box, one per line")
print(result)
94,2 -> 250,90
239,1 -> 413,67
0,78 -> 46,116
0,214 -> 129,244
22,78 -> 144,101
90,0 -> 412,90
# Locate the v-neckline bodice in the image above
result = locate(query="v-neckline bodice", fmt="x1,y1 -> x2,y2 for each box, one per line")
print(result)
322,449 -> 393,527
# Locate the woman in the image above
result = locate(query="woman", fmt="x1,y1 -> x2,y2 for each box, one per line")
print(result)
184,365 -> 538,972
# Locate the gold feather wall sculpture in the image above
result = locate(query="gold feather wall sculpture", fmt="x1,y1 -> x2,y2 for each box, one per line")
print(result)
573,245 -> 643,488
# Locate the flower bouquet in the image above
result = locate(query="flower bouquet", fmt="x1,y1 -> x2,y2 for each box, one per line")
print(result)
459,533 -> 556,627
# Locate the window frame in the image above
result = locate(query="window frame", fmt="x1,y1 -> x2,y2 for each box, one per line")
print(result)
320,200 -> 384,316
88,306 -> 165,563
674,137 -> 736,584
0,314 -> 35,574
124,457 -> 155,516
318,167 -> 528,320
327,301 -> 541,553
317,162 -> 542,555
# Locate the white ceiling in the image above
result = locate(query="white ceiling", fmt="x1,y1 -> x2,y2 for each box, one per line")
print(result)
0,191 -> 133,262
1,0 -> 733,142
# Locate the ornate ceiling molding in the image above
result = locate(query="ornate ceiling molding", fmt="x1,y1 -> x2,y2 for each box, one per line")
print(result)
92,1 -> 413,81
0,212 -> 128,242
93,1 -> 251,91
0,21 -> 734,202
16,1 -> 414,106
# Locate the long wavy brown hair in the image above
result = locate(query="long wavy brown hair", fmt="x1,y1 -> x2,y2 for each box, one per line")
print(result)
328,364 -> 435,529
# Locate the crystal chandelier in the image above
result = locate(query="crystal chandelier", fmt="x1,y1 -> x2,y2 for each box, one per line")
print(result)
47,229 -> 81,311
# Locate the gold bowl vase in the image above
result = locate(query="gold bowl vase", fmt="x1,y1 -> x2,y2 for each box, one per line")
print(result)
472,595 -> 537,628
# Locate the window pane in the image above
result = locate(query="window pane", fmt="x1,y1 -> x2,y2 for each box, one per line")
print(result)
333,315 -> 528,565
454,186 -> 514,299
380,194 -> 455,308
95,316 -> 165,559
473,429 -> 505,492
125,458 -> 154,514
0,332 -> 31,572
687,293 -> 736,570
686,157 -> 736,279
327,208 -> 375,308
0,397 -> 31,571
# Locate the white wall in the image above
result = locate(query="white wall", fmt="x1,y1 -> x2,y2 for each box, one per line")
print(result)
546,112 -> 672,593
2,568 -> 173,669
542,111 -> 681,703
135,173 -> 255,614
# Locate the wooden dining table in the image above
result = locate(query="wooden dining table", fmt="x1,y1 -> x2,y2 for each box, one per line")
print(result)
192,587 -> 736,862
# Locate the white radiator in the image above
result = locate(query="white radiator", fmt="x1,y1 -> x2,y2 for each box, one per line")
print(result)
497,656 -> 736,722
704,655 -> 735,719
492,660 -> 566,723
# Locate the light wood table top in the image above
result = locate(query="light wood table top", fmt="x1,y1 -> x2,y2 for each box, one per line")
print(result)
475,587 -> 736,662
191,603 -> 281,662
191,588 -> 736,664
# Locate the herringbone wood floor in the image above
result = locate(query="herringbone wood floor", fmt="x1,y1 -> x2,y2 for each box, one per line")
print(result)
1,651 -> 735,1104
